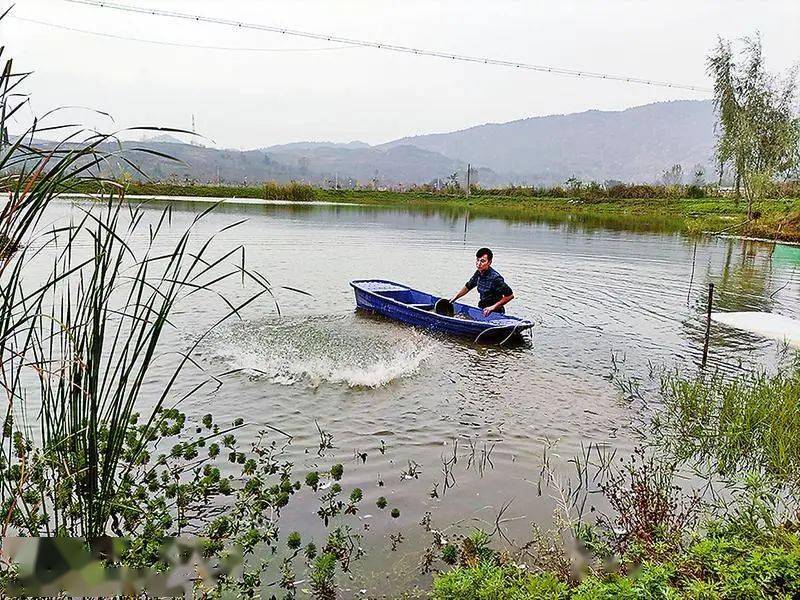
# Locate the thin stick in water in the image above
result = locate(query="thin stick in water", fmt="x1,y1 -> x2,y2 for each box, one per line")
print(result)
687,240 -> 697,304
701,282 -> 714,368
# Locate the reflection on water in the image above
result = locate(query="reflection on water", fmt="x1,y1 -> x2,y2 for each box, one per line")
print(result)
41,198 -> 800,594
713,241 -> 776,313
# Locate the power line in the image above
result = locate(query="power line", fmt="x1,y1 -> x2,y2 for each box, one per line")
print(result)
12,15 -> 357,52
60,0 -> 712,93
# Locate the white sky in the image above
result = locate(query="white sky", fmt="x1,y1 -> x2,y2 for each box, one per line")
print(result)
4,0 -> 799,148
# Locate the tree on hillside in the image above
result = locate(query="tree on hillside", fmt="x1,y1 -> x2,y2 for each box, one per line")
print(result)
708,35 -> 800,218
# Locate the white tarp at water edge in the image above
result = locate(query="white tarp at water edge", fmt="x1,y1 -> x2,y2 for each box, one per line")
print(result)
711,311 -> 800,346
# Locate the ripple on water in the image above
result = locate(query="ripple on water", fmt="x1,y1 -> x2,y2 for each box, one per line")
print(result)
205,314 -> 437,388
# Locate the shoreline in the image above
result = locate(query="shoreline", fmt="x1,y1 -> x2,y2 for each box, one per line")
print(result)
57,192 -> 362,208
65,183 -> 800,242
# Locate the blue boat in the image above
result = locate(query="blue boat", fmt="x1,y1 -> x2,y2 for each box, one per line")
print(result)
350,279 -> 534,343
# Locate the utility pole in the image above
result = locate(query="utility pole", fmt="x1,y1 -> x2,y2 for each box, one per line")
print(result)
466,163 -> 471,197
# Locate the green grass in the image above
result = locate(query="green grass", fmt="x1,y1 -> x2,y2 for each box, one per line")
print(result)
431,563 -> 567,599
431,530 -> 800,599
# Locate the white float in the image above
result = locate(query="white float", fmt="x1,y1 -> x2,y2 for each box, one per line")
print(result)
711,311 -> 800,346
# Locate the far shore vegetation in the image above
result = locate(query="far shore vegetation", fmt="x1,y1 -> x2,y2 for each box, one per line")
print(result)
66,178 -> 800,241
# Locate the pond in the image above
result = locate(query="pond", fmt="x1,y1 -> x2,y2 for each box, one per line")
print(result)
39,198 -> 800,594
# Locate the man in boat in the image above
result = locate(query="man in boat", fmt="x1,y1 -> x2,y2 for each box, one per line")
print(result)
450,247 -> 514,316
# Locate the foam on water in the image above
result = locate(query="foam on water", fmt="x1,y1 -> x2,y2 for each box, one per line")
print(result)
711,311 -> 800,346
205,314 -> 435,388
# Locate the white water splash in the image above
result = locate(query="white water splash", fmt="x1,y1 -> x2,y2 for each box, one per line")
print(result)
206,315 -> 435,388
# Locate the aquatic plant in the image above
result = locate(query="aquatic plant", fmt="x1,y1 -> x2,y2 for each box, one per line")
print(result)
653,363 -> 800,493
310,552 -> 338,600
330,463 -> 344,480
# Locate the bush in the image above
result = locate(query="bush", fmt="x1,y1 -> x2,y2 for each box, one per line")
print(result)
606,184 -> 661,199
776,180 -> 800,199
572,530 -> 800,599
686,184 -> 706,199
263,180 -> 316,201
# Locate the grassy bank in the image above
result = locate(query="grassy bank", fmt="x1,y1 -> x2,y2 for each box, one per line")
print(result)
430,529 -> 800,599
73,181 -> 800,241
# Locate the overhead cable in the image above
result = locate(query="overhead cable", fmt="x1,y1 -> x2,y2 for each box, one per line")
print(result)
60,0 -> 712,93
12,16 -> 356,52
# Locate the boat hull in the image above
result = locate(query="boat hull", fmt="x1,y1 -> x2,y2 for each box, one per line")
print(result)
350,279 -> 533,343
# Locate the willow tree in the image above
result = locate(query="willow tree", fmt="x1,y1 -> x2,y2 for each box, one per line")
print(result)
708,35 -> 800,218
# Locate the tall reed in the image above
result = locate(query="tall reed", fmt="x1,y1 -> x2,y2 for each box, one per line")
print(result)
0,45 -> 270,539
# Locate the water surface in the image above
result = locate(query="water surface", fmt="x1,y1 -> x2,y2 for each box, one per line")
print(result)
37,199 -> 800,594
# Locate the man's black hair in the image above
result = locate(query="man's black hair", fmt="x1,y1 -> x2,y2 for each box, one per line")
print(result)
476,247 -> 493,261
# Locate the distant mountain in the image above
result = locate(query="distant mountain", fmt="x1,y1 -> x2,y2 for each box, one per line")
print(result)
262,141 -> 370,152
98,141 -> 309,184
142,133 -> 190,144
382,100 -> 716,185
263,143 -> 500,186
13,100 -> 719,187
95,140 -> 483,186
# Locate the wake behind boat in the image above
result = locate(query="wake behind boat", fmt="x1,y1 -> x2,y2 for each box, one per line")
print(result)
350,279 -> 533,344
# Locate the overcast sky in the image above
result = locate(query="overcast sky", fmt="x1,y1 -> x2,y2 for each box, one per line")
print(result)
4,0 -> 798,148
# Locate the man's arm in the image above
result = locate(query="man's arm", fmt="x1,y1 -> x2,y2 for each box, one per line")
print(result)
483,293 -> 514,316
452,271 -> 478,303
450,286 -> 469,303
483,278 -> 514,316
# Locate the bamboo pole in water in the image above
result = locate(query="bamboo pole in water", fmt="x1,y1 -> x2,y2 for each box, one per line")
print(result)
702,282 -> 714,368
